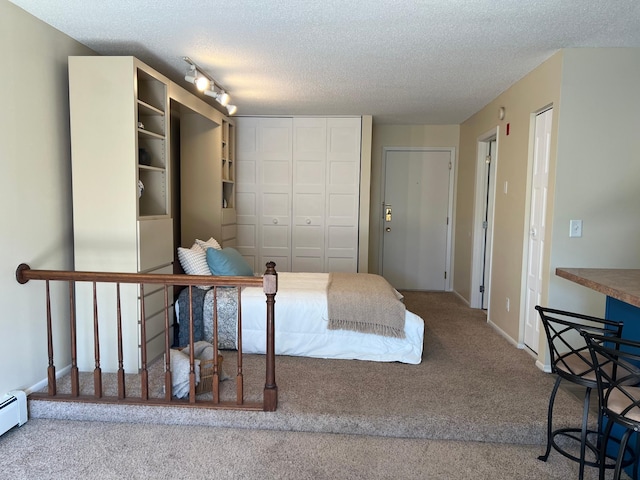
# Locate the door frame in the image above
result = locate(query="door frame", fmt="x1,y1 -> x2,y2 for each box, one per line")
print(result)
379,147 -> 456,291
471,128 -> 499,309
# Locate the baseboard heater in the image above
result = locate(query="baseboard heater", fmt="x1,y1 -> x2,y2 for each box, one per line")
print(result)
0,390 -> 28,437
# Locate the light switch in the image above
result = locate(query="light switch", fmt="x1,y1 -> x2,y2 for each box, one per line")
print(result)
569,219 -> 582,238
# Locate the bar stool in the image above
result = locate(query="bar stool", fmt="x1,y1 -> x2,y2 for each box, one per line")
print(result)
536,306 -> 624,480
583,332 -> 640,480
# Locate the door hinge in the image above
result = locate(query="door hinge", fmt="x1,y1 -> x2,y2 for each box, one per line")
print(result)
485,155 -> 491,164
444,271 -> 447,279
480,285 -> 485,293
482,221 -> 488,229
449,161 -> 452,170
446,217 -> 449,225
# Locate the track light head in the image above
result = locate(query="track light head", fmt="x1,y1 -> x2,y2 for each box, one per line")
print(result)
226,104 -> 237,115
217,91 -> 230,107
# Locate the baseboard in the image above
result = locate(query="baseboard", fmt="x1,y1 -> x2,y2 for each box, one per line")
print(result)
486,319 -> 519,348
535,360 -> 551,373
452,290 -> 471,307
27,364 -> 71,396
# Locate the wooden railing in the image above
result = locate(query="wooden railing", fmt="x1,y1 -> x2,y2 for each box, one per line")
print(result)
15,262 -> 278,411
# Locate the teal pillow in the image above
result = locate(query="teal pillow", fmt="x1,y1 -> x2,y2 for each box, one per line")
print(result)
206,247 -> 254,276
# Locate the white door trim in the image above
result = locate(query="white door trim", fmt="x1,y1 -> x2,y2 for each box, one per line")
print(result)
471,129 -> 498,309
379,147 -> 456,291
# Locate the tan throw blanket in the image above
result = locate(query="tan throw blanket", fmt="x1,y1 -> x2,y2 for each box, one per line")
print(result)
327,273 -> 406,338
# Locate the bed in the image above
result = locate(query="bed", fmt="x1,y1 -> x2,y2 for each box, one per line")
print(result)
175,240 -> 425,365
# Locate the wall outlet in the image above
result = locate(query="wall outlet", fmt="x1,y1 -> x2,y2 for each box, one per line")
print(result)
506,297 -> 510,312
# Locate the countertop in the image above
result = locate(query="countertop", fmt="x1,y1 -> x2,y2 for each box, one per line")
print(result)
555,268 -> 640,309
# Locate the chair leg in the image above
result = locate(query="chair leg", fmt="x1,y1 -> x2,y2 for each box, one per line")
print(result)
614,429 -> 632,480
578,387 -> 592,480
600,419 -> 614,480
539,376 -> 562,462
634,431 -> 639,480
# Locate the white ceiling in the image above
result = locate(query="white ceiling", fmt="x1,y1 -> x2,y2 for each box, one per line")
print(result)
10,0 -> 640,124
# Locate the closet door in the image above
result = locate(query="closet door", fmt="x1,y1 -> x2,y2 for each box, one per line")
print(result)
235,117 -> 261,272
292,118 -> 327,272
236,117 -> 293,273
325,118 -> 362,272
259,118 -> 293,271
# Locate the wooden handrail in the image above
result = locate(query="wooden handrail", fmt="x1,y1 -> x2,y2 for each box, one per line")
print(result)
16,261 -> 278,412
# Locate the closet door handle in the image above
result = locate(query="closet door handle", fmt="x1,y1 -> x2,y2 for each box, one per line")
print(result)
273,218 -> 278,224
306,218 -> 311,225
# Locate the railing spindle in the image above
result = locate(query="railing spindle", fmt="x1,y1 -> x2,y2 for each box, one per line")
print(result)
188,285 -> 196,403
69,280 -> 79,397
92,282 -> 102,398
116,283 -> 126,399
236,287 -> 244,405
45,281 -> 56,396
212,287 -> 220,404
164,285 -> 172,402
139,284 -> 148,401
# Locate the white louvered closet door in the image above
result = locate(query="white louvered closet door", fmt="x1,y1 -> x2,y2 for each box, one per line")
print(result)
259,118 -> 293,272
235,117 -> 260,272
236,116 -> 361,273
292,118 -> 327,272
325,118 -> 361,272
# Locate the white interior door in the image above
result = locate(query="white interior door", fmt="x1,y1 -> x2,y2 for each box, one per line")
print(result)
481,140 -> 496,309
524,108 -> 553,353
381,149 -> 453,290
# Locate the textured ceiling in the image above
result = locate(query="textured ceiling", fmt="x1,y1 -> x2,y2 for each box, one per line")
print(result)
9,0 -> 640,124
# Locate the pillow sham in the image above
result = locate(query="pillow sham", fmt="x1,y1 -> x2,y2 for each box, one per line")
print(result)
195,237 -> 222,251
206,247 -> 254,276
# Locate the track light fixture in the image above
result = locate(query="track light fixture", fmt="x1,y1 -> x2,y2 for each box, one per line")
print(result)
183,56 -> 237,115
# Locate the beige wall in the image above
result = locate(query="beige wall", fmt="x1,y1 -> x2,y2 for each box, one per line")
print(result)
457,48 -> 640,371
456,53 -> 563,344
369,125 -> 460,274
0,1 -> 95,396
548,49 -> 640,313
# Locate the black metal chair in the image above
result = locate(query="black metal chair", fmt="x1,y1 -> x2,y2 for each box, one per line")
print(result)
536,305 -> 624,479
583,332 -> 640,480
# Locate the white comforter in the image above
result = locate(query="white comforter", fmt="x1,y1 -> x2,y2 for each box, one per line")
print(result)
239,272 -> 424,364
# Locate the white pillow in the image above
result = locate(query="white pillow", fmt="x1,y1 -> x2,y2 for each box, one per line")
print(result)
195,237 -> 222,251
177,243 -> 211,281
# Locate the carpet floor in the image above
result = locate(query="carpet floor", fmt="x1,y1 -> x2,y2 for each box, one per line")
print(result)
3,291 -> 627,479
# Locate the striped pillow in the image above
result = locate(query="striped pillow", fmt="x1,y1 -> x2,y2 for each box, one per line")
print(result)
195,237 -> 222,251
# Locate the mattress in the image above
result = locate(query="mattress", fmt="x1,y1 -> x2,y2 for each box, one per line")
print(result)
177,272 -> 425,364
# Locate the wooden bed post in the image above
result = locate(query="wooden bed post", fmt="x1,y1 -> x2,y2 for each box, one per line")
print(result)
263,262 -> 278,411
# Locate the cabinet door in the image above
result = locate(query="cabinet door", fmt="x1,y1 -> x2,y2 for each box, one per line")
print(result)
325,118 -> 362,272
292,118 -> 327,272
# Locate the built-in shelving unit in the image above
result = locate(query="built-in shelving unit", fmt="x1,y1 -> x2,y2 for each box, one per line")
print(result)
69,56 -> 173,373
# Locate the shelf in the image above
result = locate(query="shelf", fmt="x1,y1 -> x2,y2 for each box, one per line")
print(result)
138,128 -> 164,140
138,100 -> 164,117
139,164 -> 165,173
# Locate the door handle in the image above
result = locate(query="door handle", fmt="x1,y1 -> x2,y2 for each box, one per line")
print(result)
385,227 -> 391,232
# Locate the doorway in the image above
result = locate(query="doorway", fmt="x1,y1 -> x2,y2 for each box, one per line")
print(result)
524,107 -> 553,354
471,131 -> 498,309
380,148 -> 454,291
